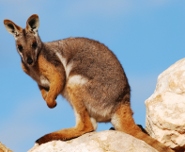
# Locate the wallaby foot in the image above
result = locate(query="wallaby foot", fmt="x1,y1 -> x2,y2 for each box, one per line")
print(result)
36,127 -> 94,144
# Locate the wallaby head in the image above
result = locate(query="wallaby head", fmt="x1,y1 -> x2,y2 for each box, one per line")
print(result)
4,14 -> 42,66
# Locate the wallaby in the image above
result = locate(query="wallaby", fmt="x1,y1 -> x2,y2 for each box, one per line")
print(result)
4,14 -> 174,152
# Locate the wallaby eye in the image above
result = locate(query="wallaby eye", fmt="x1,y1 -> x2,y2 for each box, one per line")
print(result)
32,41 -> 37,49
17,45 -> 23,52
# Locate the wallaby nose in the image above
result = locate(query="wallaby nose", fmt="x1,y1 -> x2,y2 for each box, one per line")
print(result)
27,57 -> 33,65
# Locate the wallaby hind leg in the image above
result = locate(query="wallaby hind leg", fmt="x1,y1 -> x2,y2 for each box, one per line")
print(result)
36,85 -> 95,145
111,104 -> 174,152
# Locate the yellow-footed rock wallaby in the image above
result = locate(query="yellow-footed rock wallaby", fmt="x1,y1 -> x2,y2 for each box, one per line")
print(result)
4,14 -> 174,152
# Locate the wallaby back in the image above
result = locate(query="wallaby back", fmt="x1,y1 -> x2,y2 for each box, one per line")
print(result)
3,14 -> 174,152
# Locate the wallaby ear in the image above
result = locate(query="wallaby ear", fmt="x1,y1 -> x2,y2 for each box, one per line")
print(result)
4,19 -> 22,37
26,14 -> 39,33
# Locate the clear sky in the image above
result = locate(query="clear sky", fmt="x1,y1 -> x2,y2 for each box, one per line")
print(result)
0,1 -> 185,152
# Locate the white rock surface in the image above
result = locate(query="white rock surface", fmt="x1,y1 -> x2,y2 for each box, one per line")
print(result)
145,58 -> 185,150
28,130 -> 157,152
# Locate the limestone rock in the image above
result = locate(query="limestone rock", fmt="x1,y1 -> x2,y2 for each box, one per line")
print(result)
145,58 -> 185,151
0,142 -> 12,152
28,130 -> 158,152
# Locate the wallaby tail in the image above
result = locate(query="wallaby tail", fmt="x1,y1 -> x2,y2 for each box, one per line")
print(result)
111,104 -> 174,152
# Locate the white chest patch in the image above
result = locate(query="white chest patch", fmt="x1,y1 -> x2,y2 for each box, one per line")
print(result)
40,75 -> 50,87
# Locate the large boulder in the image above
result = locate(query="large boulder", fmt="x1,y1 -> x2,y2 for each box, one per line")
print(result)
28,130 -> 158,152
145,58 -> 185,151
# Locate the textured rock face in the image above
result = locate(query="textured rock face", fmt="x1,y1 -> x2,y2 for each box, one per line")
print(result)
28,130 -> 157,152
145,58 -> 185,151
0,142 -> 12,152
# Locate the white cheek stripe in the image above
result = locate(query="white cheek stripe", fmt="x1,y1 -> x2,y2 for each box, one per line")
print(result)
19,52 -> 23,58
35,48 -> 39,60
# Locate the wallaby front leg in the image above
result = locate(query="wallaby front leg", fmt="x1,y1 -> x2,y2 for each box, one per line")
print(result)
43,72 -> 64,108
38,56 -> 65,108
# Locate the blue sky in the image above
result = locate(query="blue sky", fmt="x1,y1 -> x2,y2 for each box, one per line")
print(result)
0,1 -> 185,152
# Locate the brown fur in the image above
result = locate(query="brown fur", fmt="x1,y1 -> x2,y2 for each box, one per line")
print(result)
4,14 -> 174,152
22,55 -> 65,108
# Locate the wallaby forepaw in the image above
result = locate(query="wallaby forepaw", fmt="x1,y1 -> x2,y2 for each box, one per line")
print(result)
45,98 -> 57,108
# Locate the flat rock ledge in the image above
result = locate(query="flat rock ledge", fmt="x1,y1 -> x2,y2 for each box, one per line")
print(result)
28,130 -> 158,152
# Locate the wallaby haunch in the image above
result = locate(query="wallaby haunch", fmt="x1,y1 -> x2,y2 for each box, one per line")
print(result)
4,14 -> 174,152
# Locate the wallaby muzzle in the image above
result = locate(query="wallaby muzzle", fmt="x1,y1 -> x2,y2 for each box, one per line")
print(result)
27,57 -> 33,65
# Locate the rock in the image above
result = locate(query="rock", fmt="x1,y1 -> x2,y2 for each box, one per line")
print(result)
28,130 -> 158,152
0,142 -> 12,152
145,58 -> 185,151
